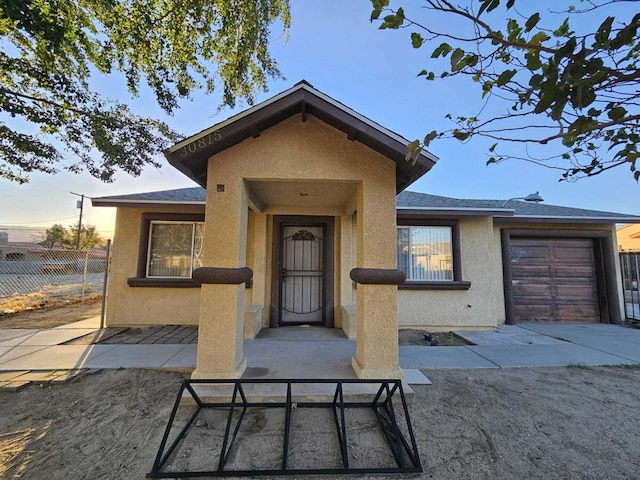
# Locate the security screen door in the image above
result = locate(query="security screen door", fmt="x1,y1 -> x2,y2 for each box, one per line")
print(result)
279,225 -> 324,324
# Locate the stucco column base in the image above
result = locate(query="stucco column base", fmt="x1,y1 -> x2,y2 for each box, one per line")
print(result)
191,357 -> 247,380
352,284 -> 402,380
351,356 -> 403,380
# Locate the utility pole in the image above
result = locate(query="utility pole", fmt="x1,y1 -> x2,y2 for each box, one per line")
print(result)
70,192 -> 85,250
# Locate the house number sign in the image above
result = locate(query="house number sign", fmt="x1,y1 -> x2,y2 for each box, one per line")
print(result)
179,131 -> 222,157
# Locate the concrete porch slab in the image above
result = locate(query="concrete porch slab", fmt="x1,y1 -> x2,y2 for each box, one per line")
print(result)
402,369 -> 432,385
244,339 -> 356,379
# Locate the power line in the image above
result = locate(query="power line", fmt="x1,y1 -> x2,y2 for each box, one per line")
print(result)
1,215 -> 79,225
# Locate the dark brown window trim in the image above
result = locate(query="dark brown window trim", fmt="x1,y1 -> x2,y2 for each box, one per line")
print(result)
399,280 -> 471,290
134,213 -> 206,285
396,218 -> 467,285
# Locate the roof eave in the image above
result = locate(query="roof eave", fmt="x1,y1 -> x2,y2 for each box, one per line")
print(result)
495,215 -> 640,224
164,83 -> 437,192
91,199 -> 205,208
397,206 -> 514,217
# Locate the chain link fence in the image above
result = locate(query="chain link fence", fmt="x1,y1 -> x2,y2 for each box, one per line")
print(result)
0,244 -> 109,314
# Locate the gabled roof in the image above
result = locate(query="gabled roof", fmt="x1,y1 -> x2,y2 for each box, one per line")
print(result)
92,187 -> 640,223
164,81 -> 437,193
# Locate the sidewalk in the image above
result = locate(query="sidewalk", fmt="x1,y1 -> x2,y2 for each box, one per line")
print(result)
1,318 -> 639,389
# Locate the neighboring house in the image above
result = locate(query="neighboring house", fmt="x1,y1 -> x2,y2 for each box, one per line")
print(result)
617,224 -> 640,252
92,81 -> 640,380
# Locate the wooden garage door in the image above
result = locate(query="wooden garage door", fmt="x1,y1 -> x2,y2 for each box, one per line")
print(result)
509,238 -> 600,323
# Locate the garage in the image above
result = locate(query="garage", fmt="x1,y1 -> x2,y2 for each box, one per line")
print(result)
509,237 -> 601,323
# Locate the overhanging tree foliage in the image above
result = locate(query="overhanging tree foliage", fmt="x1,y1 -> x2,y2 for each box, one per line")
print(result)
0,0 -> 290,183
371,0 -> 640,180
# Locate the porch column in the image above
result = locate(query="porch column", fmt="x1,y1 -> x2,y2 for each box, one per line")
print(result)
192,179 -> 249,379
351,182 -> 403,379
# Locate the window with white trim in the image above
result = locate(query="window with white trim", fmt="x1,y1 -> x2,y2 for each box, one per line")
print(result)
146,221 -> 204,278
397,226 -> 454,281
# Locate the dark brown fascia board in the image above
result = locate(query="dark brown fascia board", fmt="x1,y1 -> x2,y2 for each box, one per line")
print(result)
91,199 -> 205,209
494,216 -> 640,224
164,85 -> 437,192
397,208 -> 514,217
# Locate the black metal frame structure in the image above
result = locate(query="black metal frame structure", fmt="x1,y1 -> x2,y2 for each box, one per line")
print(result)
147,379 -> 422,477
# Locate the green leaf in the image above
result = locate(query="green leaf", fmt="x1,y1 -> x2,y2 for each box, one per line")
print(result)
478,0 -> 500,16
411,32 -> 424,48
450,48 -> 464,69
405,140 -> 421,162
553,18 -> 571,37
417,70 -> 435,80
506,0 -> 516,8
594,17 -> 614,46
525,53 -> 542,71
452,129 -> 470,141
525,13 -> 540,33
380,8 -> 405,29
370,0 -> 390,21
431,42 -> 452,58
529,31 -> 550,46
608,106 -> 628,122
496,69 -> 517,86
489,142 -> 498,153
423,130 -> 438,145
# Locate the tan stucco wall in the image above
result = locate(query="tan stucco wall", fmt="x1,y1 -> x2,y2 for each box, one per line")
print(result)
205,115 -> 396,327
617,224 -> 640,252
195,114 -> 403,378
104,205 -> 204,327
397,216 -> 502,331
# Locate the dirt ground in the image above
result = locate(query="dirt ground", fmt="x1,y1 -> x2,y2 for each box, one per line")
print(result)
399,329 -> 472,346
1,366 -> 639,479
0,299 -> 101,329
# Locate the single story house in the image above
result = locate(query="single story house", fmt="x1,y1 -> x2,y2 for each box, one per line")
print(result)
92,81 -> 640,380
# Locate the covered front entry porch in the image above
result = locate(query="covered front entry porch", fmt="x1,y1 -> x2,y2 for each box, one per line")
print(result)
163,82 -> 436,381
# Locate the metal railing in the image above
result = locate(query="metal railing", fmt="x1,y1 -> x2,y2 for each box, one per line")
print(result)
620,252 -> 640,321
0,244 -> 109,313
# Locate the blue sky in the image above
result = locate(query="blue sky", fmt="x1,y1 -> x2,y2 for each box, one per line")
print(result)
1,0 -> 638,242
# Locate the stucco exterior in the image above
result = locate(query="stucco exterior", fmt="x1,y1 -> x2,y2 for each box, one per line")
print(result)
95,81 -> 638,381
189,114 -> 402,379
105,205 -> 204,327
397,216 -> 502,331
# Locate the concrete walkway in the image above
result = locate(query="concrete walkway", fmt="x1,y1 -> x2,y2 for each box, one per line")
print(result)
1,319 -> 639,389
